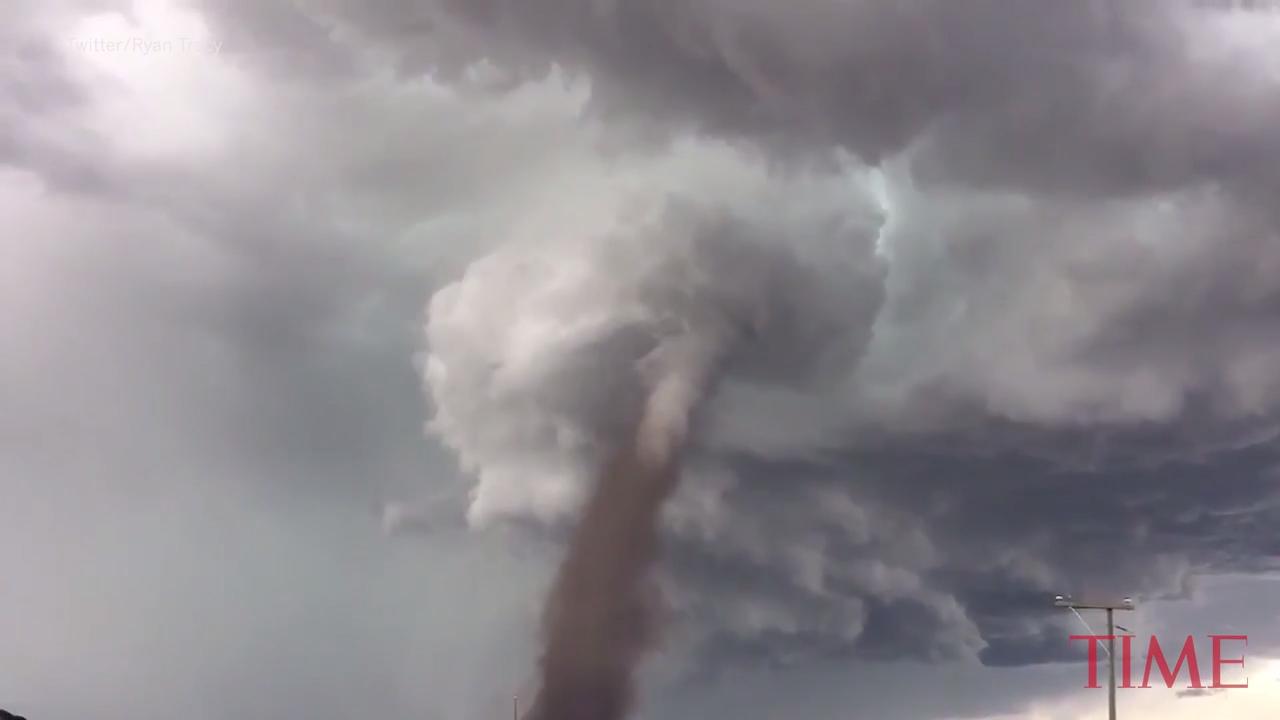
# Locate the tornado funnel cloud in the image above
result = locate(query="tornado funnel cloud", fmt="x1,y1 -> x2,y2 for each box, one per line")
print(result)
525,442 -> 679,720
525,331 -> 733,720
420,210 -> 866,719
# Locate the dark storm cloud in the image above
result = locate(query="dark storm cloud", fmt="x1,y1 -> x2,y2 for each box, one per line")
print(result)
229,0 -> 1280,192
210,0 -> 1280,436
654,438 -> 1280,668
418,176 -> 1280,669
380,0 -> 1280,672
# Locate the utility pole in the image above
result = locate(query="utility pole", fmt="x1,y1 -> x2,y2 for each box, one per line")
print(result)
1055,595 -> 1136,720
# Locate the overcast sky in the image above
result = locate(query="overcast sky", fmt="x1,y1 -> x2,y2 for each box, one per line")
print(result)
4,1 -> 1280,719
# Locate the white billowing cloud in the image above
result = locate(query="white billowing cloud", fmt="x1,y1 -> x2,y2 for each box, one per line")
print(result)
63,1 -> 244,161
857,173 -> 1280,431
423,143 -> 886,525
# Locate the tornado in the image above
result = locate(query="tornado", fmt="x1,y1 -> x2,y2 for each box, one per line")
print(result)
524,328 -> 737,720
422,209 -> 852,720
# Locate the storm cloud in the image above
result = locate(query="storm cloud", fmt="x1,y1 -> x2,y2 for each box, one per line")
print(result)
5,1 -> 1280,719
397,0 -> 1280,670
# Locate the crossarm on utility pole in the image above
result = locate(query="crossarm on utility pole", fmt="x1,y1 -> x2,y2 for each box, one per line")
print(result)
1054,595 -> 1135,720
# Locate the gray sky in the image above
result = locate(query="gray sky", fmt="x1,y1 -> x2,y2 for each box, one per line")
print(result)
4,1 -> 1280,718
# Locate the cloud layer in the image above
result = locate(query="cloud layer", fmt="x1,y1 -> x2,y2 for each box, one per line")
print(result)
405,0 -> 1280,668
5,2 -> 1280,719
